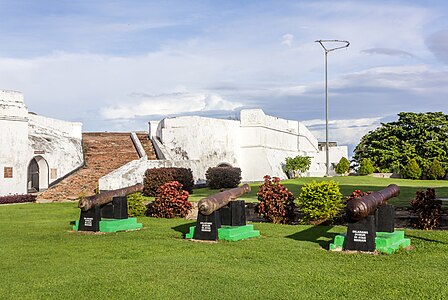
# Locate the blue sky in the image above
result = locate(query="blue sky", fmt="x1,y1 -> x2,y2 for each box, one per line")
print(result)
1,0 -> 448,154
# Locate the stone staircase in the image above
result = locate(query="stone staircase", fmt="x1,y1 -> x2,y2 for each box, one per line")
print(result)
37,132 -> 147,202
136,132 -> 157,160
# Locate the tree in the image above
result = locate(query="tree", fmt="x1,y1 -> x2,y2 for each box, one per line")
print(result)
284,155 -> 311,178
403,158 -> 422,180
358,158 -> 374,175
426,159 -> 445,180
354,112 -> 448,175
335,157 -> 350,175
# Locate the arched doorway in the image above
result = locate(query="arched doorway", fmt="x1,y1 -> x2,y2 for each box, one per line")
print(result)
27,156 -> 49,192
217,163 -> 232,168
27,158 -> 39,192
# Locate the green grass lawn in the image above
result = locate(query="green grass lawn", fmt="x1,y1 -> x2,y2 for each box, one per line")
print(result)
190,176 -> 448,207
1,202 -> 448,299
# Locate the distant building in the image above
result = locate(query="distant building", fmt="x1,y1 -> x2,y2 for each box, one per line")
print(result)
0,90 -> 83,196
99,109 -> 348,190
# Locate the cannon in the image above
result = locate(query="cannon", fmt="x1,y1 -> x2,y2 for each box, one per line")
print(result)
346,184 -> 400,221
187,184 -> 259,241
330,184 -> 409,253
78,183 -> 143,212
198,184 -> 251,215
73,183 -> 143,232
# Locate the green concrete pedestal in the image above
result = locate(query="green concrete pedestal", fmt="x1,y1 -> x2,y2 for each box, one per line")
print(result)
73,218 -> 143,233
330,230 -> 411,254
186,224 -> 260,241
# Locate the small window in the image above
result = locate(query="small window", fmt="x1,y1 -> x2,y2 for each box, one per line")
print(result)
50,168 -> 58,179
4,167 -> 13,178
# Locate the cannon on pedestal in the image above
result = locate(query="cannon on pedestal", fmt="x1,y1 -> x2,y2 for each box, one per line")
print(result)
186,184 -> 260,241
73,184 -> 143,232
346,184 -> 400,222
330,184 -> 411,254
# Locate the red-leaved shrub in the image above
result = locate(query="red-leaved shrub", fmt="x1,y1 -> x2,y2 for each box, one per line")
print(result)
346,189 -> 371,202
0,194 -> 36,204
143,167 -> 194,196
255,175 -> 295,224
410,188 -> 442,230
205,167 -> 241,189
149,181 -> 192,218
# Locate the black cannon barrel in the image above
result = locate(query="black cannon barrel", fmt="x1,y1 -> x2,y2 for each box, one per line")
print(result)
346,184 -> 400,221
198,184 -> 251,216
78,183 -> 143,211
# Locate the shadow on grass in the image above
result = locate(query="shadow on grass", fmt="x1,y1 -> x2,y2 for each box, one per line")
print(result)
286,226 -> 339,249
405,234 -> 448,245
171,222 -> 196,238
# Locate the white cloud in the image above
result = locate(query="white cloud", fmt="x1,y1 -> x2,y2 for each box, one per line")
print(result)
0,1 -> 446,132
281,34 -> 294,46
333,65 -> 448,93
303,117 -> 382,146
101,92 -> 242,119
361,48 -> 415,58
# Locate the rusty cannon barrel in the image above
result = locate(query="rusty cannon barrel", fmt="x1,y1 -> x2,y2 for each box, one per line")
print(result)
78,183 -> 143,211
198,184 -> 251,216
346,184 -> 400,221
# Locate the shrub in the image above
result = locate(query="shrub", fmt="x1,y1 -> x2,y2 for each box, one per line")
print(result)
335,157 -> 350,175
410,188 -> 442,230
206,167 -> 242,189
255,175 -> 295,224
426,159 -> 445,180
150,181 -> 192,218
126,192 -> 149,217
403,158 -> 422,180
0,194 -> 36,204
284,155 -> 311,177
347,189 -> 370,201
358,158 -> 374,175
143,167 -> 194,196
297,180 -> 344,223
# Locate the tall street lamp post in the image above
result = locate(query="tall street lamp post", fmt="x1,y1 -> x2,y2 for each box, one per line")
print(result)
315,39 -> 350,176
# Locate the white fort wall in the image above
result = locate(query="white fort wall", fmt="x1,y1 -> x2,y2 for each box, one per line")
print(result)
158,116 -> 240,163
0,90 -> 83,196
28,114 -> 83,187
239,109 -> 321,181
0,91 -> 29,195
99,109 -> 348,190
29,114 -> 82,139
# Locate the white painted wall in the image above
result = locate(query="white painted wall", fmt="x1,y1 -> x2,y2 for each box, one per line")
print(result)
99,157 -> 204,191
240,109 -> 299,180
309,146 -> 348,176
28,115 -> 83,187
0,90 -> 29,195
29,114 -> 82,139
159,116 -> 241,165
148,121 -> 159,138
99,109 -> 348,190
0,90 -> 83,196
